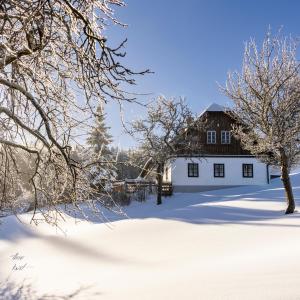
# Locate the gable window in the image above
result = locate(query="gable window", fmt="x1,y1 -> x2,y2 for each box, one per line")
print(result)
221,131 -> 231,144
207,131 -> 216,144
243,164 -> 253,178
188,163 -> 199,177
214,164 -> 225,177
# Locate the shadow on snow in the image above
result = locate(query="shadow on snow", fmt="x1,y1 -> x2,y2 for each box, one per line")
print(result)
64,175 -> 300,227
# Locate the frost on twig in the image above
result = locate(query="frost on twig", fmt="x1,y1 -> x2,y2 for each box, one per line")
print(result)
0,0 -> 149,224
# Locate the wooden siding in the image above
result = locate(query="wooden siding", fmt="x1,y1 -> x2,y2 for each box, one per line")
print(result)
190,111 -> 250,155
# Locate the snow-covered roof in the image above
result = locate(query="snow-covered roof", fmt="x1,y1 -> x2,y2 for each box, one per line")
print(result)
198,102 -> 226,117
205,103 -> 225,112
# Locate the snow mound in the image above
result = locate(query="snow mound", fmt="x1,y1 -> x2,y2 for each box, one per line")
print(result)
1,173 -> 300,299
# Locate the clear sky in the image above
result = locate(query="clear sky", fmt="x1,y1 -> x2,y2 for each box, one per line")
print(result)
103,0 -> 300,149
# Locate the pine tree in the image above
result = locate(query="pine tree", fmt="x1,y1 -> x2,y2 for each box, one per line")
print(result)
87,106 -> 112,157
86,106 -> 116,191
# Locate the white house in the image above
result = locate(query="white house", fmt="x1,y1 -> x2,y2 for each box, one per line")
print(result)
163,103 -> 270,192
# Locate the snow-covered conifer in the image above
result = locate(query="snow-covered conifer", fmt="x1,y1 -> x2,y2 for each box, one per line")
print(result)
87,106 -> 112,157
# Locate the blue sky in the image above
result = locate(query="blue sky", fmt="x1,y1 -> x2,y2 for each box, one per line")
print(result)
103,0 -> 300,149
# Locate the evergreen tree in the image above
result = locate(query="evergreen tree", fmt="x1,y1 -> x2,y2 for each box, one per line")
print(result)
86,106 -> 116,191
87,106 -> 112,157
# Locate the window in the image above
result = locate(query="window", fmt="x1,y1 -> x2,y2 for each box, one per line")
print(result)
214,164 -> 225,177
188,163 -> 199,177
221,131 -> 231,144
243,164 -> 253,178
207,131 -> 216,144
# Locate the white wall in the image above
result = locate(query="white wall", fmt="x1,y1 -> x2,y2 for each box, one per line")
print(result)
167,156 -> 269,186
269,166 -> 281,176
163,162 -> 172,183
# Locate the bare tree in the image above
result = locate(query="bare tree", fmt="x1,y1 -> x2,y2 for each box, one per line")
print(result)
222,31 -> 300,214
110,147 -> 142,180
0,0 -> 149,223
130,96 -> 202,205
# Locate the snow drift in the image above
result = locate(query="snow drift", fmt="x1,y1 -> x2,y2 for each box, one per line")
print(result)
1,171 -> 300,299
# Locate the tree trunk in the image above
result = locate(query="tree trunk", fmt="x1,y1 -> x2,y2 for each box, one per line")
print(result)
156,163 -> 163,205
280,150 -> 295,214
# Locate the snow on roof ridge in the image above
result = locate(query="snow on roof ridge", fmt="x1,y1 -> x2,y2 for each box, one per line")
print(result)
205,103 -> 225,112
197,102 -> 226,117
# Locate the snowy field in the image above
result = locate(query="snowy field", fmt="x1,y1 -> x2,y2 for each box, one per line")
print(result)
1,172 -> 300,299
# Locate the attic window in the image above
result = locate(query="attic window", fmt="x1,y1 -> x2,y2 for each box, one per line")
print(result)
221,131 -> 231,144
207,131 -> 216,144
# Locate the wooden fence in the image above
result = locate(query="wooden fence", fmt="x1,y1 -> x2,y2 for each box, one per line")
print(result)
161,183 -> 173,196
126,182 -> 159,196
112,181 -> 173,196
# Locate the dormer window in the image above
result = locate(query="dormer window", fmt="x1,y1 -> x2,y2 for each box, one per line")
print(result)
221,131 -> 231,144
207,131 -> 216,144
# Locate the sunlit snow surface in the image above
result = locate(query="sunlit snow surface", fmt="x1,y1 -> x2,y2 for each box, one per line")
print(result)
1,172 -> 300,299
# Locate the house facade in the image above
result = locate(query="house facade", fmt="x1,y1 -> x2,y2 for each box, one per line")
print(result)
163,103 -> 270,192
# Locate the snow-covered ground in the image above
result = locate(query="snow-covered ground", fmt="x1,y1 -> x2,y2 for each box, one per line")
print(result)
1,172 -> 300,299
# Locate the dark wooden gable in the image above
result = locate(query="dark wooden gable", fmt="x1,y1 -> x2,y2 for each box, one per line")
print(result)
190,111 -> 251,155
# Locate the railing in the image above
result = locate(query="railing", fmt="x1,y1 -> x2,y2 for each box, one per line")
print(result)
125,182 -> 155,194
162,183 -> 173,196
112,181 -> 173,196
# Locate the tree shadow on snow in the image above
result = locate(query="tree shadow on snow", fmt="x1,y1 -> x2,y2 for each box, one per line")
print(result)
2,177 -> 300,241
0,216 -> 36,241
0,215 -> 135,266
0,279 -> 99,300
63,176 -> 300,228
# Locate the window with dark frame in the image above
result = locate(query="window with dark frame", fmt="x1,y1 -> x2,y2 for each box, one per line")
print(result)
214,164 -> 225,177
207,131 -> 216,144
243,164 -> 253,177
188,163 -> 199,177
